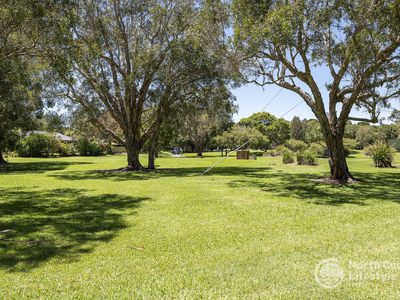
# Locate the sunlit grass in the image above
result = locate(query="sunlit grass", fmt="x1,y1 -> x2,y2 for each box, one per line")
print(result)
0,151 -> 399,299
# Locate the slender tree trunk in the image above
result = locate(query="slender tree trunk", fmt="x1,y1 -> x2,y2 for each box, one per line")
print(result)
196,147 -> 203,157
148,148 -> 156,170
148,119 -> 162,170
148,136 -> 159,170
325,133 -> 355,182
0,149 -> 6,165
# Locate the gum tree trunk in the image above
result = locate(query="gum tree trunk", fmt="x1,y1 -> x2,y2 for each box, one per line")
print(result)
148,133 -> 159,170
325,133 -> 355,182
0,149 -> 6,164
195,142 -> 203,157
126,140 -> 143,171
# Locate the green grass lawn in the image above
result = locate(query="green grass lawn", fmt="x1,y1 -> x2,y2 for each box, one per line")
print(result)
0,152 -> 400,299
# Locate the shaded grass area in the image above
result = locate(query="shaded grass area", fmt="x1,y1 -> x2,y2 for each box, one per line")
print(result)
0,160 -> 92,173
0,152 -> 399,298
0,188 -> 147,272
228,171 -> 400,206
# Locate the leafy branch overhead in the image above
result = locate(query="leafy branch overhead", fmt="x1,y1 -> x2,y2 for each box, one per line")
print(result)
233,0 -> 400,181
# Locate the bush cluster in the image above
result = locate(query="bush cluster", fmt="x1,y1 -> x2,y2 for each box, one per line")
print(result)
369,143 -> 395,168
284,139 -> 308,153
297,150 -> 317,165
76,139 -> 104,156
250,150 -> 265,157
309,143 -> 325,157
282,148 -> 295,164
16,134 -> 58,157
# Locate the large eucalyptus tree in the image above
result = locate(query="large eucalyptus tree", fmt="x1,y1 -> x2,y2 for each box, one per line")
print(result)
52,0 -> 230,170
233,0 -> 400,182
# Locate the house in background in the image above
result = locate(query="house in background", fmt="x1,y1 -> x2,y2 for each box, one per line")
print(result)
27,131 -> 76,143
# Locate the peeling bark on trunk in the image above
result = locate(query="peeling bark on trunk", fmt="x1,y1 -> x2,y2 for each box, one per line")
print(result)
325,133 -> 355,183
126,142 -> 143,171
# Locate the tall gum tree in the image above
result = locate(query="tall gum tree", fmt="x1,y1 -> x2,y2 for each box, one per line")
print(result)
233,0 -> 400,182
51,0 -> 230,170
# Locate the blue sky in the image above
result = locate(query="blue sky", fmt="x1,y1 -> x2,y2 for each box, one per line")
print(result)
231,71 -> 399,123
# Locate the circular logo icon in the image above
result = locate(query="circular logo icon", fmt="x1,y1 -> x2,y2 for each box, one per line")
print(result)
314,258 -> 345,289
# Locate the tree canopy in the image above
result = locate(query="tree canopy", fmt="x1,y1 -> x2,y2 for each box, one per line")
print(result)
51,0 -> 231,170
233,0 -> 400,181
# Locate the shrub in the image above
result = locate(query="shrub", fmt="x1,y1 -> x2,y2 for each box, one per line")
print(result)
369,143 -> 395,168
364,144 -> 374,156
343,138 -> 358,150
282,149 -> 295,164
16,134 -> 58,157
264,150 -> 279,157
77,139 -> 104,156
309,143 -> 325,157
250,150 -> 265,157
297,150 -> 317,165
388,139 -> 400,152
57,142 -> 77,156
284,139 -> 308,152
343,138 -> 358,156
274,145 -> 288,155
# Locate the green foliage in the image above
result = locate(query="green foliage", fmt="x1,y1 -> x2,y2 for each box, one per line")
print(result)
267,118 -> 290,146
343,138 -> 358,156
250,150 -> 264,157
356,125 -> 373,148
343,138 -> 358,150
57,142 -> 77,156
364,144 -> 374,156
264,150 -> 279,157
282,148 -> 295,164
297,150 -> 317,166
16,134 -> 58,157
388,139 -> 400,152
370,143 -> 395,168
214,125 -> 270,150
77,139 -> 104,156
274,145 -> 288,155
238,112 -> 276,135
344,122 -> 357,139
304,120 -> 324,144
290,116 -> 306,141
284,139 -> 308,153
233,0 -> 400,179
238,112 -> 290,147
309,143 -> 325,157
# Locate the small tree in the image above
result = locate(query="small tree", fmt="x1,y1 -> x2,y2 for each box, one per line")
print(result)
214,125 -> 270,152
290,116 -> 306,141
238,112 -> 290,146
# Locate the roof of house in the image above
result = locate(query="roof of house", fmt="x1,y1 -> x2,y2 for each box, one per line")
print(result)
28,131 -> 75,142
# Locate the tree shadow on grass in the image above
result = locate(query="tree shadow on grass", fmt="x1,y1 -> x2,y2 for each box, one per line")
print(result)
0,188 -> 148,272
48,166 -> 272,182
0,161 -> 93,174
227,170 -> 400,206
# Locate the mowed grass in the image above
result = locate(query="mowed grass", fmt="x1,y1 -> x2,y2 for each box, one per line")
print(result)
0,152 -> 400,299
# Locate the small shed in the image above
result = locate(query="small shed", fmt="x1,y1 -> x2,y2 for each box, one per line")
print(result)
236,150 -> 250,160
